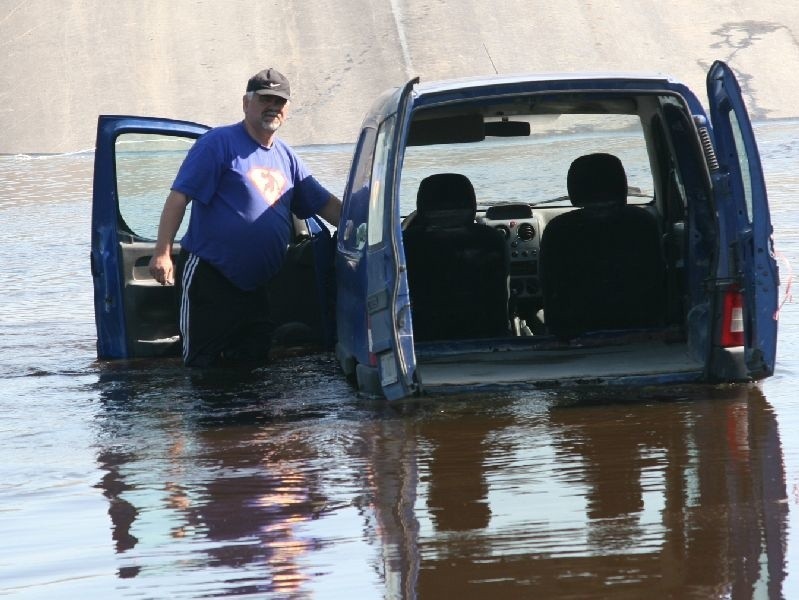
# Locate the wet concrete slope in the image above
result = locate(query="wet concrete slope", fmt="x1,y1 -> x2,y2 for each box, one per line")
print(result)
1,0 -> 798,154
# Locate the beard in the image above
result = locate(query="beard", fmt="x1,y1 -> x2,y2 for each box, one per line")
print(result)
260,113 -> 282,132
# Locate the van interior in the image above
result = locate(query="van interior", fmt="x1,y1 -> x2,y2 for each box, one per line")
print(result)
397,92 -> 719,388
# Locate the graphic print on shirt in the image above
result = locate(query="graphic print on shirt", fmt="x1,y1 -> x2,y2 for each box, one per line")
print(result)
247,168 -> 287,207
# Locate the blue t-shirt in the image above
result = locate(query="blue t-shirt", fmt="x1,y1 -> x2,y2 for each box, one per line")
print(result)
173,122 -> 331,290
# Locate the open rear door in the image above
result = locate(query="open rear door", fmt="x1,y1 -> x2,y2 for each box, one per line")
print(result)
365,78 -> 421,399
707,61 -> 779,378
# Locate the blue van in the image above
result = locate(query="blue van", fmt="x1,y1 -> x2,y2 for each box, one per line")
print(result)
91,61 -> 779,400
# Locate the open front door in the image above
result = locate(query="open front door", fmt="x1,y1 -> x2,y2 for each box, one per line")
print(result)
91,116 -> 209,359
706,61 -> 779,378
365,78 -> 420,399
92,115 -> 337,361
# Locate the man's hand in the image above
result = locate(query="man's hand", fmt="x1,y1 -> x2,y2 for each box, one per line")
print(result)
149,190 -> 190,285
149,252 -> 174,285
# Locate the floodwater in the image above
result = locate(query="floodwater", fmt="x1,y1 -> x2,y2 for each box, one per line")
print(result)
1,120 -> 799,599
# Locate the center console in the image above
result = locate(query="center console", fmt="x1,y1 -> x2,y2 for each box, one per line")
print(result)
480,203 -> 542,301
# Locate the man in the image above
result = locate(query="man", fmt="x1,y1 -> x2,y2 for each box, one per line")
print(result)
149,67 -> 341,367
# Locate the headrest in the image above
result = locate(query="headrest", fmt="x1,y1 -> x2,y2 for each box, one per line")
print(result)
567,153 -> 628,208
415,173 -> 477,227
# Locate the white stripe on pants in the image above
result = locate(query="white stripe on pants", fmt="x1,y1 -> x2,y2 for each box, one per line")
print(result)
179,252 -> 201,364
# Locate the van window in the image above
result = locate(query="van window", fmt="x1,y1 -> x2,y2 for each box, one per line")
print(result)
115,133 -> 194,240
338,127 -> 376,253
368,116 -> 396,247
728,111 -> 754,222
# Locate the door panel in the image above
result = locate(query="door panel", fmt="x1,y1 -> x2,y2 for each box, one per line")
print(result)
92,116 -> 208,359
706,61 -> 779,377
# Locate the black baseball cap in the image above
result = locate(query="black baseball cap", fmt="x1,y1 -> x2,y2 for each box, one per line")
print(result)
246,68 -> 291,100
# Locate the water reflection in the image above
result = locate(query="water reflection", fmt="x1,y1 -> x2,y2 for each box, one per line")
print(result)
547,387 -> 787,597
2,123 -> 798,598
93,357 -> 350,597
366,386 -> 787,599
94,361 -> 787,598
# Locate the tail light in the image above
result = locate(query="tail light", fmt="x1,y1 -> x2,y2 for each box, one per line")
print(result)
720,285 -> 745,347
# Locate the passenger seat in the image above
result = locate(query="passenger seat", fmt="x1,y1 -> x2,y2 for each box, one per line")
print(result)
539,153 -> 666,339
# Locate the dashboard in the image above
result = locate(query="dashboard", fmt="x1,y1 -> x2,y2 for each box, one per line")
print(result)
479,203 -> 541,301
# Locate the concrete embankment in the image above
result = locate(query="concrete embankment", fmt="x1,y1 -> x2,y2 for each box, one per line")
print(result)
2,0 -> 798,154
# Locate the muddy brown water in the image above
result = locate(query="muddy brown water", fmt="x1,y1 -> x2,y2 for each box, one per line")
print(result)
2,120 -> 799,598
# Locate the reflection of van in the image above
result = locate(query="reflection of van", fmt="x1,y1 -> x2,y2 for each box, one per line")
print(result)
91,61 -> 779,400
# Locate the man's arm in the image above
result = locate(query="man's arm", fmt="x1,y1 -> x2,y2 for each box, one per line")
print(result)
148,190 -> 190,285
317,193 -> 342,227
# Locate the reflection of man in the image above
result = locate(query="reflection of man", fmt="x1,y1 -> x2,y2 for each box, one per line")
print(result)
188,426 -> 324,596
95,369 -> 331,594
148,68 -> 341,368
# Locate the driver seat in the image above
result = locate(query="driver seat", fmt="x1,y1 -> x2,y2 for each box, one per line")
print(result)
403,173 -> 510,341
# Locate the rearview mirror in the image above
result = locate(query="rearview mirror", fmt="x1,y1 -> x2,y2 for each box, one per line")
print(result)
485,120 -> 531,137
407,115 -> 530,146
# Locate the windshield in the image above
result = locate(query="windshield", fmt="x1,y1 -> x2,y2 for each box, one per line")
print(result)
399,113 -> 653,215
